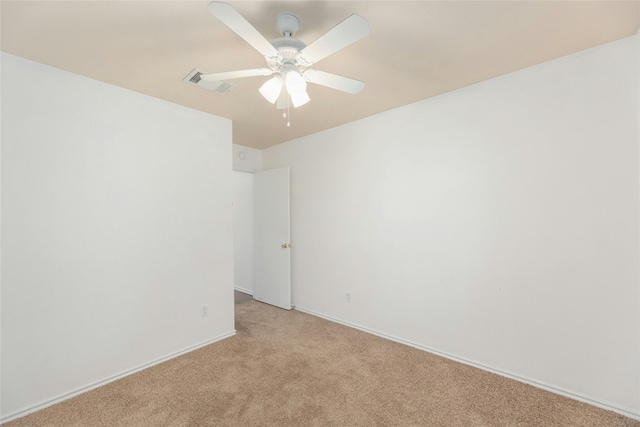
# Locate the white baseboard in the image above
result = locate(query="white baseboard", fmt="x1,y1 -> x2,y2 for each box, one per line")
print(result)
294,306 -> 640,421
1,330 -> 236,424
234,286 -> 253,295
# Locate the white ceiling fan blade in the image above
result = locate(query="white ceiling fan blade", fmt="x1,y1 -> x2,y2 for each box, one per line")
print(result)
298,14 -> 369,66
200,68 -> 274,81
304,69 -> 365,94
208,2 -> 279,58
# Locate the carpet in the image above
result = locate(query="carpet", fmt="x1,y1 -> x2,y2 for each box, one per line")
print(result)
5,297 -> 638,426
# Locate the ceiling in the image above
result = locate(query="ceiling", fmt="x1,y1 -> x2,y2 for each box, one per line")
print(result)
2,1 -> 639,149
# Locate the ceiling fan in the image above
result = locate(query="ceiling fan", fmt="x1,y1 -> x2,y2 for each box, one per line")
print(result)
200,2 -> 370,112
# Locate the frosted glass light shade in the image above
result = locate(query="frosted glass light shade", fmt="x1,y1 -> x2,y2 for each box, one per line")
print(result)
286,70 -> 310,107
259,76 -> 283,104
289,89 -> 310,107
285,70 -> 306,92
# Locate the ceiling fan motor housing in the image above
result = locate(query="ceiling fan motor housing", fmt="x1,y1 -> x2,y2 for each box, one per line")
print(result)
269,13 -> 309,73
268,37 -> 307,72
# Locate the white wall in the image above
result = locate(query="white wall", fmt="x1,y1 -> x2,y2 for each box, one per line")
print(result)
233,144 -> 262,173
263,35 -> 640,417
232,171 -> 254,293
1,53 -> 235,421
231,144 -> 261,294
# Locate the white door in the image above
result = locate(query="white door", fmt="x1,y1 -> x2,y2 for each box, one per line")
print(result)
253,167 -> 291,310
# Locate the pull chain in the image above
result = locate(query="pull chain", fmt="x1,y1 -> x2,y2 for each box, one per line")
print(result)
280,98 -> 292,128
286,104 -> 291,127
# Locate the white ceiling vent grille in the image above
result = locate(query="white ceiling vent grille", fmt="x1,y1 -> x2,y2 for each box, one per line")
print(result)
183,68 -> 236,94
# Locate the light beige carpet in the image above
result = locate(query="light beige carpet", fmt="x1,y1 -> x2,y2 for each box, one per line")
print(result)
5,296 -> 639,426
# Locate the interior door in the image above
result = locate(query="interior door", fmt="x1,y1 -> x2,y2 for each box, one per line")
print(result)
253,167 -> 291,310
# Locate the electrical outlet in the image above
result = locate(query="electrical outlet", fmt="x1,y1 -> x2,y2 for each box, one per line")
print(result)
201,305 -> 208,317
345,291 -> 351,302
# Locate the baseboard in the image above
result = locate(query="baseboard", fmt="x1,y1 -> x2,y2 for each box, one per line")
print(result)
234,286 -> 253,295
294,306 -> 640,421
1,330 -> 236,424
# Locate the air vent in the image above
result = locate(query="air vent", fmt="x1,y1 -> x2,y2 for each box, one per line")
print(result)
189,72 -> 202,84
183,68 -> 236,95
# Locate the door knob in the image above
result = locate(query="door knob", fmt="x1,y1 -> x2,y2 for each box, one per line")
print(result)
281,243 -> 290,249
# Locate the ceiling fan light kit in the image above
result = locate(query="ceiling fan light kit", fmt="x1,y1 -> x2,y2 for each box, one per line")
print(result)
198,1 -> 369,125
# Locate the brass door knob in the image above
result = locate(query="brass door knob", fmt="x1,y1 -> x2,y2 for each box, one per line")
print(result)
281,243 -> 290,249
